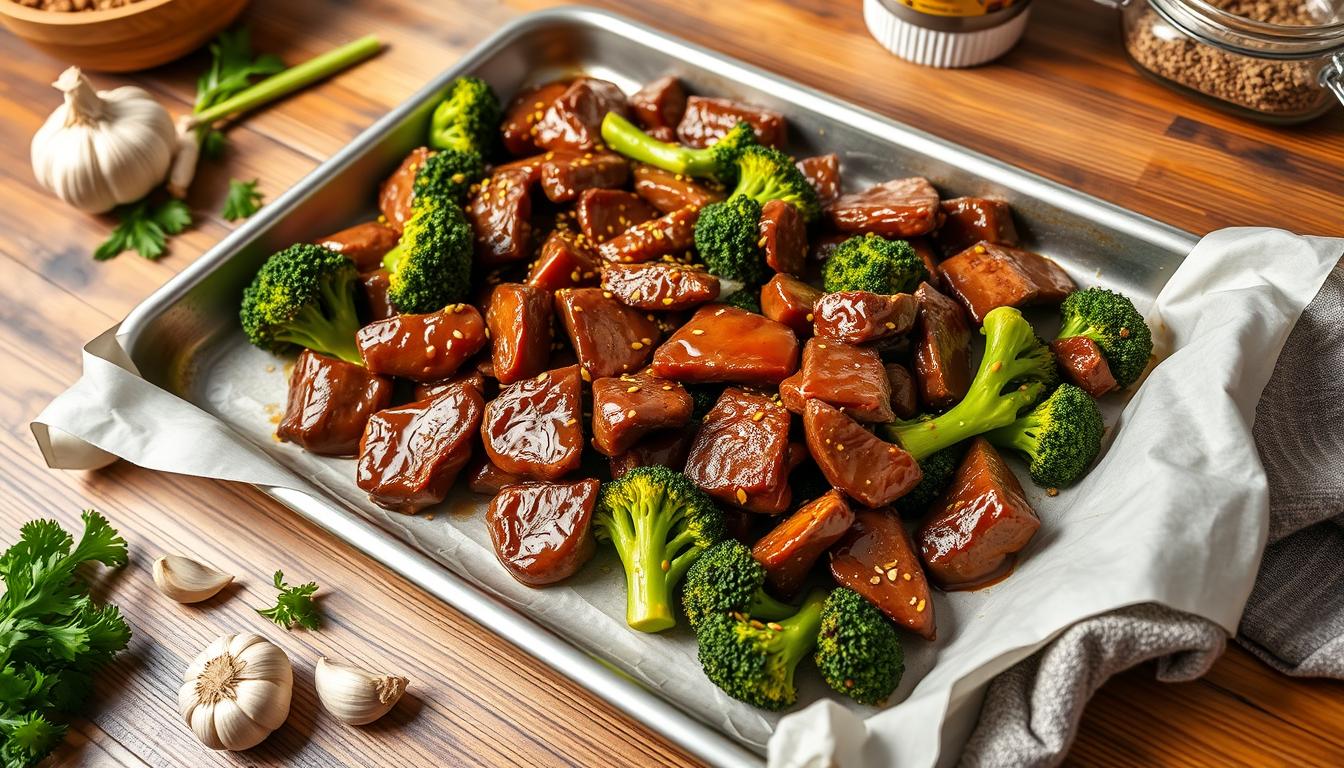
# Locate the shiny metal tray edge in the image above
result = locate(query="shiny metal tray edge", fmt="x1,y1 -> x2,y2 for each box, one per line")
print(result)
112,7 -> 1201,767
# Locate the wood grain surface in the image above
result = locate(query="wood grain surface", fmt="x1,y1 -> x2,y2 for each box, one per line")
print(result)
0,0 -> 1340,766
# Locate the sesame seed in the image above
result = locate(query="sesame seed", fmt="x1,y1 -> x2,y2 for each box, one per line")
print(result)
736,488 -> 747,504
752,411 -> 765,422
805,313 -> 814,322
886,568 -> 898,581
641,337 -> 652,344
902,573 -> 911,581
626,385 -> 641,393
603,291 -> 613,298
874,565 -> 884,574
916,599 -> 926,612
908,596 -> 917,606
885,322 -> 896,330
581,368 -> 591,381
452,329 -> 464,339
565,418 -> 577,426
537,371 -> 549,381
692,329 -> 705,335
662,297 -> 675,306
835,443 -> 845,451
630,341 -> 644,350
661,559 -> 671,572
818,343 -> 827,349
1047,487 -> 1059,497
869,576 -> 881,585
757,236 -> 768,248
975,245 -> 987,254
626,409 -> 637,418
426,344 -> 437,355
767,622 -> 783,631
662,385 -> 673,391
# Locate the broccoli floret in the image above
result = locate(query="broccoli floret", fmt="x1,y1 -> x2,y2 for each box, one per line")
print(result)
1057,287 -> 1153,389
985,383 -> 1104,488
823,234 -> 928,295
695,196 -> 767,286
240,244 -> 362,364
683,540 -> 796,631
594,466 -> 726,632
429,76 -> 501,156
412,148 -> 486,205
601,113 -> 756,184
687,384 -> 726,420
882,307 -> 1054,459
721,287 -> 762,314
815,588 -> 904,705
696,588 -> 826,710
729,146 -> 820,223
893,445 -> 964,517
381,198 -> 473,314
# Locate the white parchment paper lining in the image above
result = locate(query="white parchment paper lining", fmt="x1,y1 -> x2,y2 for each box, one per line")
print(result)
32,228 -> 1344,767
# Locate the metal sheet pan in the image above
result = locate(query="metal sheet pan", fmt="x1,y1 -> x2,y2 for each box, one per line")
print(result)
114,8 -> 1199,766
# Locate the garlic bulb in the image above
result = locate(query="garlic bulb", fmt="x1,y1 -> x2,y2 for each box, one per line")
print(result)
153,555 -> 233,603
179,633 -> 293,751
31,67 -> 176,214
314,657 -> 408,725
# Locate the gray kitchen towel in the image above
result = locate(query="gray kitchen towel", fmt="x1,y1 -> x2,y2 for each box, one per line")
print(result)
960,262 -> 1344,766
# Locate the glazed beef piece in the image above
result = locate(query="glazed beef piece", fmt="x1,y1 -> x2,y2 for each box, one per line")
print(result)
935,197 -> 1019,257
482,364 -> 584,480
830,509 -> 936,640
779,338 -> 894,423
608,426 -> 696,478
826,177 -> 942,239
633,164 -> 723,213
684,388 -> 792,514
591,371 -> 694,456
909,237 -> 943,291
359,270 -> 396,323
759,199 -> 807,276
413,369 -> 488,401
356,383 -> 484,514
803,399 -> 922,508
653,304 -> 800,386
316,221 -> 399,272
677,96 -> 786,148
912,281 -> 972,410
486,283 -> 553,385
596,207 -> 699,264
527,231 -> 600,292
812,291 -> 918,345
554,288 -> 661,380
884,363 -> 920,420
601,262 -> 720,311
469,168 -> 534,267
357,303 -> 488,382
630,76 -> 687,140
760,273 -> 822,336
501,80 -> 571,157
751,490 -> 855,597
796,154 -> 841,204
1051,336 -> 1118,397
534,77 -> 629,152
917,438 -> 1040,591
278,350 -> 392,457
378,147 -> 430,234
539,150 -> 630,203
577,189 -> 658,244
465,453 -> 525,495
487,479 -> 600,587
940,242 -> 1076,324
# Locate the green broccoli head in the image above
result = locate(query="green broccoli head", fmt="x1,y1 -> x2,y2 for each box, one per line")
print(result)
815,588 -> 904,705
687,384 -> 726,420
893,445 -> 964,517
721,288 -> 762,314
683,540 -> 795,632
600,113 -> 756,184
413,147 -> 486,205
883,306 -> 1054,460
381,198 -> 473,314
240,244 -> 362,364
1057,287 -> 1153,388
429,76 -> 501,156
729,146 -> 820,222
985,383 -> 1104,488
696,588 -> 825,710
823,234 -> 928,295
595,466 -> 726,632
694,196 -> 767,286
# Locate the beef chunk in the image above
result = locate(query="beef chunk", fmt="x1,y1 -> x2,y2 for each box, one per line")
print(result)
940,242 -> 1076,324
316,221 -> 399,272
633,164 -> 724,213
630,76 -> 687,137
830,509 -> 936,640
554,288 -> 661,380
468,168 -> 534,267
677,96 -> 786,148
812,291 -> 918,345
1051,336 -> 1118,397
803,399 -> 922,508
482,364 -> 584,480
357,303 -> 487,382
539,150 -> 630,203
884,363 -> 920,420
356,383 -> 483,513
596,207 -> 699,264
278,350 -> 392,456
684,388 -> 792,514
576,189 -> 659,244
796,154 -> 841,204
751,490 -> 854,597
653,304 -> 800,386
527,231 -> 600,292
826,177 -> 941,238
912,281 -> 972,409
778,338 -> 894,422
758,199 -> 807,276
601,262 -> 720,311
487,479 -> 599,586
608,426 -> 696,478
534,77 -> 629,152
760,273 -> 822,336
378,147 -> 431,234
591,371 -> 694,456
501,80 -> 571,157
935,197 -> 1019,257
486,283 -> 553,385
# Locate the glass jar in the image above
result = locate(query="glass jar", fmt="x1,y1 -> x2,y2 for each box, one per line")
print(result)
1115,0 -> 1344,123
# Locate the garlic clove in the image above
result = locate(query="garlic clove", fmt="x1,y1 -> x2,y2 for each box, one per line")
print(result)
153,555 -> 233,603
314,657 -> 409,726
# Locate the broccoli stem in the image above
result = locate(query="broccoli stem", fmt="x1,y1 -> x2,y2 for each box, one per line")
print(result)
612,495 -> 687,633
772,589 -> 827,683
601,113 -> 719,177
749,591 -> 797,622
273,277 -> 362,365
1056,314 -> 1098,342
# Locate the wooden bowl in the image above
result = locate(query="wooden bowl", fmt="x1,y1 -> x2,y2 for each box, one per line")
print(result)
0,0 -> 248,72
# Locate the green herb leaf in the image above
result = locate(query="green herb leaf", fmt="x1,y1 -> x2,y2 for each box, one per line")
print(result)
93,200 -> 193,261
256,570 -> 321,631
222,179 -> 264,222
194,28 -> 285,157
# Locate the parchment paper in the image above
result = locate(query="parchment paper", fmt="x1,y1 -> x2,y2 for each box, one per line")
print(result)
32,228 -> 1343,767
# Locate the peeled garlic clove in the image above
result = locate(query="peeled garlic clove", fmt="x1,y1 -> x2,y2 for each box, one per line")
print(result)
153,555 -> 233,603
314,657 -> 408,725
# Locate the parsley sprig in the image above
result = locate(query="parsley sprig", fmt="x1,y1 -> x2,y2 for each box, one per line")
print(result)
0,511 -> 130,767
256,570 -> 320,631
222,179 -> 265,221
193,29 -> 285,159
93,199 -> 192,261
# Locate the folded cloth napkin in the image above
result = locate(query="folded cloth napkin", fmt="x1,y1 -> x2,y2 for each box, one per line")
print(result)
961,261 -> 1344,766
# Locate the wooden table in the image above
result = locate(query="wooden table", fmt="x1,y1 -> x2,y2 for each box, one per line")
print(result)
1,0 -> 1341,765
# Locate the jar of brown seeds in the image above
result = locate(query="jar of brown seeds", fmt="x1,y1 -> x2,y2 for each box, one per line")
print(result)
1112,0 -> 1344,123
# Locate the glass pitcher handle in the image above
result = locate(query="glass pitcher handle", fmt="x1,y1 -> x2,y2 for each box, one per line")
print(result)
1323,53 -> 1344,109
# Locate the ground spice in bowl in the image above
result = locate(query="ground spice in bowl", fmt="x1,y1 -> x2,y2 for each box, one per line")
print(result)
12,0 -> 143,10
1124,0 -> 1331,117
